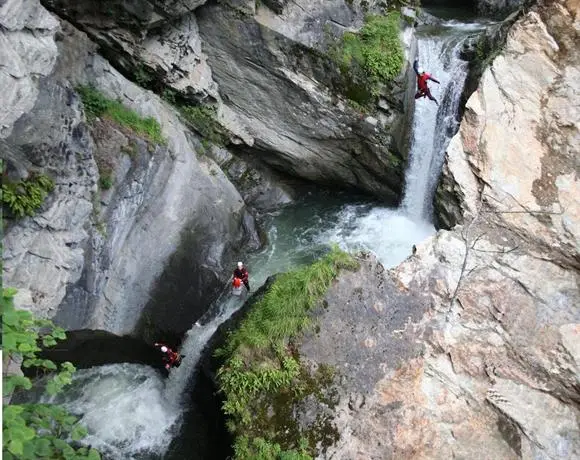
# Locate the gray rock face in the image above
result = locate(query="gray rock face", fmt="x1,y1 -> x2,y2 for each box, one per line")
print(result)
0,0 -> 59,138
295,231 -> 579,458
39,0 -> 412,201
476,0 -> 527,17
207,145 -> 296,213
42,0 -> 207,30
440,1 -> 579,265
196,2 -> 408,200
41,0 -> 216,103
2,17 -> 252,335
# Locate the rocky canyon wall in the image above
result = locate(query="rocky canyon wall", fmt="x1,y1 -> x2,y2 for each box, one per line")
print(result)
300,1 -> 580,458
1,0 -> 254,335
2,0 -> 421,336
40,0 -> 417,201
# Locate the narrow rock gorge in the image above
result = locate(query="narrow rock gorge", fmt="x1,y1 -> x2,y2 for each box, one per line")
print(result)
2,0 -> 578,458
206,1 -> 579,458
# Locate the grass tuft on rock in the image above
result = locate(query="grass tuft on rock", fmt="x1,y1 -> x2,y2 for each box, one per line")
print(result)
330,12 -> 404,104
215,246 -> 359,459
218,246 -> 358,358
76,85 -> 165,144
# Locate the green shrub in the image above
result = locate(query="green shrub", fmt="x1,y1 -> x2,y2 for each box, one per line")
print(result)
181,105 -> 229,146
330,12 -> 404,103
216,246 -> 358,458
76,85 -> 165,144
1,174 -> 55,218
2,287 -> 101,460
99,175 -> 113,190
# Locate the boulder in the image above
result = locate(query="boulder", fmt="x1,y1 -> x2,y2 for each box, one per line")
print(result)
24,329 -> 165,372
292,231 -> 579,458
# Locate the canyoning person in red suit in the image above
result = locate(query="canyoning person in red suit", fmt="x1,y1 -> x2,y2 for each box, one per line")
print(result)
233,261 -> 250,292
154,342 -> 182,370
413,59 -> 440,105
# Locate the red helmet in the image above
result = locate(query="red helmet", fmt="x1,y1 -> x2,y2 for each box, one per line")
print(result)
233,277 -> 242,288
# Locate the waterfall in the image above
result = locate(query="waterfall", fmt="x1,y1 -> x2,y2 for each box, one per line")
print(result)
401,22 -> 478,221
44,16 -> 491,460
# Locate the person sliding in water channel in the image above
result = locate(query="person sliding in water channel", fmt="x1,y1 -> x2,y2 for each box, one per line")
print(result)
154,342 -> 183,371
413,59 -> 440,105
233,261 -> 250,292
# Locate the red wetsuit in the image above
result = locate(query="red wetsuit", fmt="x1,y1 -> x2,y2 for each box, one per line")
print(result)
233,267 -> 250,291
413,60 -> 440,104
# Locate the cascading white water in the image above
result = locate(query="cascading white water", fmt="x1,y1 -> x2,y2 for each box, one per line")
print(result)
401,21 -> 484,220
45,16 -> 492,460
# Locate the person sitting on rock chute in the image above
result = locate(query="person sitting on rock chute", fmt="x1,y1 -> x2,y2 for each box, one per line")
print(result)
154,342 -> 182,370
413,59 -> 440,105
233,261 -> 250,292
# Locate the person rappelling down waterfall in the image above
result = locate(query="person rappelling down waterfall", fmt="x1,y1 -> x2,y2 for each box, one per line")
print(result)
233,261 -> 250,292
413,59 -> 440,105
154,342 -> 183,372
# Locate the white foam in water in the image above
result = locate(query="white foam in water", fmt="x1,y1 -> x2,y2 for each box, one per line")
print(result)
43,364 -> 181,459
319,206 -> 435,268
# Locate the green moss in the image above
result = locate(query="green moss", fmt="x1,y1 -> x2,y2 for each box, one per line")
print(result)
1,174 -> 55,218
76,85 -> 165,144
121,141 -> 138,159
181,105 -> 229,146
329,12 -> 404,105
216,246 -> 359,458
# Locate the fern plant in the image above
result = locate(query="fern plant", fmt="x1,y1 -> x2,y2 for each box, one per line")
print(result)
1,174 -> 55,218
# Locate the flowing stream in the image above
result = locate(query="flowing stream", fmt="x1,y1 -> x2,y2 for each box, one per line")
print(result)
43,14 -> 491,460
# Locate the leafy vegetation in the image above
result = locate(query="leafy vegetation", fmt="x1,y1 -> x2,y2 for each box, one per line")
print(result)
233,436 -> 311,460
216,246 -> 359,458
76,85 -> 165,144
181,105 -> 229,147
329,12 -> 404,105
2,287 -> 101,460
1,174 -> 55,219
99,175 -> 113,190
